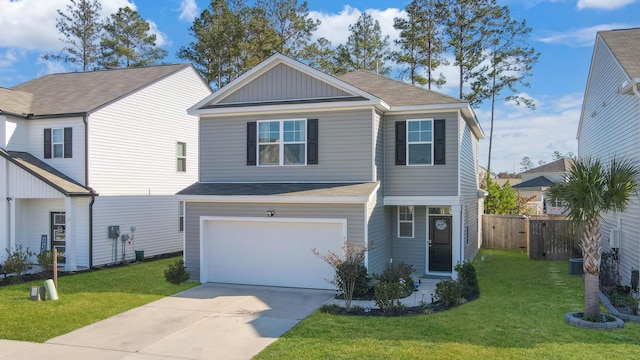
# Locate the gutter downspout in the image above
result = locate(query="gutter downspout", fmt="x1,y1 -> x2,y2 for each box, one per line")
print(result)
83,113 -> 93,268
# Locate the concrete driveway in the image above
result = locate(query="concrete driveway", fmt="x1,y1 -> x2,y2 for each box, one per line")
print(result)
0,283 -> 334,360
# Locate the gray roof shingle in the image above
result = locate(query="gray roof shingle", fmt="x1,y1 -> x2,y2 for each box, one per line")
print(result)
0,150 -> 94,196
10,64 -> 192,115
177,182 -> 378,198
600,28 -> 640,79
337,70 -> 466,107
0,87 -> 33,115
521,158 -> 574,174
512,176 -> 554,189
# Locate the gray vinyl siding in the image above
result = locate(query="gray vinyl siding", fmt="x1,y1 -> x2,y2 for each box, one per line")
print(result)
366,188 -> 391,275
184,201 -> 366,282
199,109 -> 374,182
463,197 -> 480,261
218,63 -> 350,104
383,112 -> 459,196
374,111 -> 384,182
578,36 -> 640,286
391,205 -> 426,275
459,116 -> 481,261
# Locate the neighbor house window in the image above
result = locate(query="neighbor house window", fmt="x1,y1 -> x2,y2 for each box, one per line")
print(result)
179,201 -> 184,231
257,119 -> 306,166
407,119 -> 433,165
52,129 -> 64,158
177,142 -> 186,172
44,127 -> 72,159
398,206 -> 414,238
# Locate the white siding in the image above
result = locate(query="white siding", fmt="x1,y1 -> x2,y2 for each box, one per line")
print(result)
88,67 -> 210,195
5,116 -> 28,151
0,156 -> 7,262
14,199 -> 64,259
578,36 -> 640,286
26,116 -> 86,185
7,162 -> 65,199
91,195 -> 183,266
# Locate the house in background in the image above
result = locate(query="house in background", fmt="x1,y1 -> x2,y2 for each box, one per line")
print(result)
0,64 -> 211,270
513,158 -> 573,215
179,53 -> 484,289
577,27 -> 640,287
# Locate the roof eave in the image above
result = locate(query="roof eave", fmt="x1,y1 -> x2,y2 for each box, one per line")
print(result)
389,103 -> 484,139
190,99 -> 385,117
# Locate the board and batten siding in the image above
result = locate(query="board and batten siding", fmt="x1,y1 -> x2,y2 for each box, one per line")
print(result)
184,202 -> 366,282
366,189 -> 390,275
4,116 -> 28,151
7,162 -> 66,199
88,67 -> 210,195
391,205 -> 426,275
25,117 -> 86,185
383,112 -> 459,196
199,109 -> 374,182
91,195 -> 183,266
459,116 -> 481,261
218,63 -> 350,104
578,36 -> 640,287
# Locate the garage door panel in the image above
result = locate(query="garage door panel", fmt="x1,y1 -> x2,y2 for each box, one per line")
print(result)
205,219 -> 344,289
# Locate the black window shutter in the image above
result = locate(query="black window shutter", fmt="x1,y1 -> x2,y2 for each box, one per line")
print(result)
395,121 -> 406,165
247,122 -> 257,166
44,128 -> 52,159
307,118 -> 318,164
434,119 -> 445,165
64,127 -> 73,158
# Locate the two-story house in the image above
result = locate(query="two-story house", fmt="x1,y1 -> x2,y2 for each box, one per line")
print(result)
0,64 -> 211,270
578,28 -> 640,287
179,54 -> 484,289
513,158 -> 573,215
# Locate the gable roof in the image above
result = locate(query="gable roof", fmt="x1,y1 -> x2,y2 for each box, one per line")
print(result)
521,158 -> 574,175
337,70 -> 466,107
9,64 -> 195,116
512,175 -> 554,189
599,28 -> 640,80
0,150 -> 94,196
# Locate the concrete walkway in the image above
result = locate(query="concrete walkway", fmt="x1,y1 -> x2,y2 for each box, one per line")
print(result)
0,283 -> 334,360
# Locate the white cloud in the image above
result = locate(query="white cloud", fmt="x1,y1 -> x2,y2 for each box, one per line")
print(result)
577,0 -> 638,10
537,23 -> 634,47
179,0 -> 199,22
148,21 -> 170,47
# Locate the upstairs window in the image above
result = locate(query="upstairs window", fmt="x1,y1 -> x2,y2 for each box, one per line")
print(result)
398,206 -> 414,238
44,127 -> 72,159
177,142 -> 186,172
407,119 -> 433,165
257,119 -> 306,166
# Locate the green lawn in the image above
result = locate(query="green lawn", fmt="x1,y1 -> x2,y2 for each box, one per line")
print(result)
0,256 -> 197,342
255,249 -> 640,360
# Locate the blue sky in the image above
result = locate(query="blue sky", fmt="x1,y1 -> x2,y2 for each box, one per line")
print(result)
1,0 -> 640,173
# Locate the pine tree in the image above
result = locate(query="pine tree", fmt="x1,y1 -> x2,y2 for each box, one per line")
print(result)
344,12 -> 391,75
391,0 -> 448,87
100,7 -> 168,69
42,0 -> 103,72
258,0 -> 319,59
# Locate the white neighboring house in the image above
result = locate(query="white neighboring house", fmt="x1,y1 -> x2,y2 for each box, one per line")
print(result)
0,64 -> 212,270
577,28 -> 640,287
513,158 -> 573,215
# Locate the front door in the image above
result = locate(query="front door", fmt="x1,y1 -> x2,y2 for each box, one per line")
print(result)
429,215 -> 452,272
50,212 -> 66,264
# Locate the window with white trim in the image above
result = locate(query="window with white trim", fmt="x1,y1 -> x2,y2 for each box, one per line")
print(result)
407,119 -> 433,165
52,129 -> 64,158
177,142 -> 186,172
178,201 -> 184,231
398,206 -> 414,238
258,119 -> 306,166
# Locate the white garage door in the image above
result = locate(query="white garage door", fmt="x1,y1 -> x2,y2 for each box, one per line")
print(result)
202,217 -> 346,289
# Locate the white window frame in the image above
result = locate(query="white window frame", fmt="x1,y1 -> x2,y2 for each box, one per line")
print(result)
177,142 -> 186,172
52,128 -> 64,158
398,206 -> 414,238
406,119 -> 434,166
257,119 -> 307,166
179,201 -> 184,232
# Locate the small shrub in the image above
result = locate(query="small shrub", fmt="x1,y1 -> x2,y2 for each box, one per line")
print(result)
373,281 -> 405,314
37,250 -> 55,272
435,279 -> 462,307
3,245 -> 35,282
319,304 -> 342,314
164,259 -> 190,284
374,262 -> 414,293
455,261 -> 479,298
339,262 -> 370,298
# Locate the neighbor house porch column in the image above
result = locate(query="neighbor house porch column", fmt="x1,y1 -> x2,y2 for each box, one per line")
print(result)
64,196 -> 77,271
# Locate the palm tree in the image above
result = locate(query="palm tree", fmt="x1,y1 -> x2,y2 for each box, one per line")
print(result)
548,158 -> 640,320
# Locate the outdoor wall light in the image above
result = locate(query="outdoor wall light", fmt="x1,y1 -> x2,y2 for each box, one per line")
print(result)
266,210 -> 275,217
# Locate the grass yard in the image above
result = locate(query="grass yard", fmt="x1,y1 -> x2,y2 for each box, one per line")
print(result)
0,256 -> 196,342
256,249 -> 640,360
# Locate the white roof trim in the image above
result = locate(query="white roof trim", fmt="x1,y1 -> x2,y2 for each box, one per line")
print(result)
388,103 -> 483,139
190,100 -> 383,117
188,53 -> 381,115
384,196 -> 462,206
178,194 -> 370,204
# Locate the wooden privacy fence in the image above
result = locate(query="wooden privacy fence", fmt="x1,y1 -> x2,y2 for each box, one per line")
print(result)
482,215 -> 581,260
